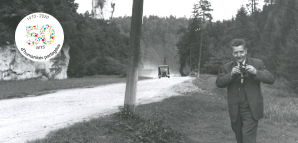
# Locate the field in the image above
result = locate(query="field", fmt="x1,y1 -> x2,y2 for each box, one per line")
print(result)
27,75 -> 298,143
0,75 -> 152,100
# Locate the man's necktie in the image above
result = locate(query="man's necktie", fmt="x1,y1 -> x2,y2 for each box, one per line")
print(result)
240,62 -> 244,84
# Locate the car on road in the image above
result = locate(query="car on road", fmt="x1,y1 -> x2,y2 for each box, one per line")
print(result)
158,65 -> 170,78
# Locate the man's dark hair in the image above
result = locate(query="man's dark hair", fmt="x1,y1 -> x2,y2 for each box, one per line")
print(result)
230,39 -> 246,48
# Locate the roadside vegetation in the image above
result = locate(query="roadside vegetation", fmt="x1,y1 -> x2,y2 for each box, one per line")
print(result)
28,75 -> 298,143
262,78 -> 298,126
177,0 -> 298,93
0,75 -> 152,100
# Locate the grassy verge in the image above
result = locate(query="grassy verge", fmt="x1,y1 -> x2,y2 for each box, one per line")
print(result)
28,75 -> 298,143
262,78 -> 298,126
0,75 -> 152,100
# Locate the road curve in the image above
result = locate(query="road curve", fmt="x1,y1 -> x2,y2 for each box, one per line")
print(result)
0,77 -> 191,143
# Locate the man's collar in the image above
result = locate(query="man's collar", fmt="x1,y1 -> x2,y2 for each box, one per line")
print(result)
237,59 -> 246,66
232,57 -> 251,67
233,57 -> 246,66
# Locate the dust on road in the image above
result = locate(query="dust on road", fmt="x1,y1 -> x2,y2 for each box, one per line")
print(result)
0,77 -> 192,143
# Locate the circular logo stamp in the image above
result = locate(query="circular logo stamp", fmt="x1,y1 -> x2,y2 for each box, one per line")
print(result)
15,12 -> 64,61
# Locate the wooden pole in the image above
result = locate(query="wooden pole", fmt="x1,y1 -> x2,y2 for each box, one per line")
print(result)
198,12 -> 204,78
189,49 -> 191,76
124,0 -> 144,113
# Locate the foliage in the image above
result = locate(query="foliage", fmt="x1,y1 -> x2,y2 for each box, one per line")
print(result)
2,0 -> 298,93
246,0 -> 260,14
262,0 -> 298,92
115,106 -> 138,120
176,0 -> 298,93
28,75 -> 298,143
176,0 -> 213,76
112,15 -> 189,73
1,0 -> 189,77
261,78 -> 298,125
112,106 -> 187,143
278,29 -> 298,91
0,0 -> 130,77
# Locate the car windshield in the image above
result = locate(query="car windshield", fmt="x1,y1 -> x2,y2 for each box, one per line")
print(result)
160,67 -> 167,70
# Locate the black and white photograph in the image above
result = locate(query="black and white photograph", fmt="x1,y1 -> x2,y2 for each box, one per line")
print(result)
0,0 -> 298,142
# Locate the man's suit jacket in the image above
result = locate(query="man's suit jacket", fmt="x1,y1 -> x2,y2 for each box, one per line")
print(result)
216,57 -> 274,123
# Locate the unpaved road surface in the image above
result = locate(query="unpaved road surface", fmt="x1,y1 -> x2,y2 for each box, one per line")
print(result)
0,77 -> 191,143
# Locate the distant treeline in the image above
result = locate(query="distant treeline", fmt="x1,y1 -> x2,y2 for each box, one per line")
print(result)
112,15 -> 189,73
177,0 -> 298,91
0,0 -> 189,77
2,0 -> 297,91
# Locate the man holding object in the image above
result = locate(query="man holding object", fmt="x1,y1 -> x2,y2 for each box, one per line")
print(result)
216,39 -> 274,143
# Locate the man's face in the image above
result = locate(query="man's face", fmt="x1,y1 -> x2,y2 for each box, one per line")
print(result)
232,45 -> 247,63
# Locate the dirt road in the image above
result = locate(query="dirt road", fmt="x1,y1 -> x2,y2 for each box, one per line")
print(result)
0,77 -> 191,143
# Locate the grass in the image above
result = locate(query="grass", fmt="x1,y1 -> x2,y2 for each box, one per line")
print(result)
28,74 -> 298,143
262,78 -> 298,126
0,75 -> 153,100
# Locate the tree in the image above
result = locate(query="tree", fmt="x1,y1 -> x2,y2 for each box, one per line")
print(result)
112,15 -> 188,74
176,0 -> 212,76
196,0 -> 213,77
279,29 -> 298,91
246,0 -> 259,14
0,0 -> 130,77
264,0 -> 275,5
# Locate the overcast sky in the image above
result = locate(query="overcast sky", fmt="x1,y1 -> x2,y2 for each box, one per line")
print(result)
75,0 -> 265,21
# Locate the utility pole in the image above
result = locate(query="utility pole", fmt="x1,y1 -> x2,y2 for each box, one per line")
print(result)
252,0 -> 254,14
189,49 -> 192,76
198,12 -> 204,78
124,0 -> 144,113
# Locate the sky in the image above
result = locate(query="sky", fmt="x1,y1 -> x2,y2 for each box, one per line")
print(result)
75,0 -> 265,21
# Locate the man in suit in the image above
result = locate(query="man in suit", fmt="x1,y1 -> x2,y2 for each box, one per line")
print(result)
216,39 -> 275,143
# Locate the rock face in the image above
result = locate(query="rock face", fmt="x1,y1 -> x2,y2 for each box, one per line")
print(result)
0,44 -> 70,81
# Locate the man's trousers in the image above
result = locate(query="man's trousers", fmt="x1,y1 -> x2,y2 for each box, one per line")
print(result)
231,100 -> 259,143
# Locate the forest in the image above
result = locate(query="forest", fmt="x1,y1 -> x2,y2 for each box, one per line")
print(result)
0,0 -> 130,77
0,0 -> 188,77
112,16 -> 188,73
0,0 -> 297,92
177,0 -> 298,92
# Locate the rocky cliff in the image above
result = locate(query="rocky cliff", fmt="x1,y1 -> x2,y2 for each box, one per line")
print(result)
0,44 -> 70,81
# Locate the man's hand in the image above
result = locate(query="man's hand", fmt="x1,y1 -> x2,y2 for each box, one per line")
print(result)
245,65 -> 257,75
231,66 -> 241,76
